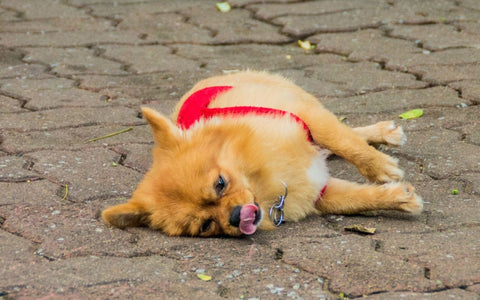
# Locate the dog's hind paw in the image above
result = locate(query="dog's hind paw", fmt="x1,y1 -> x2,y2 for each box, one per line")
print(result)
379,121 -> 407,146
388,182 -> 424,214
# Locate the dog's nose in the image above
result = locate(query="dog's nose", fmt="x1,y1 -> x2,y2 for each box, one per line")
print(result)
229,206 -> 241,227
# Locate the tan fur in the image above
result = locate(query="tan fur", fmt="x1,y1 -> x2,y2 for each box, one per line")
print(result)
102,71 -> 423,237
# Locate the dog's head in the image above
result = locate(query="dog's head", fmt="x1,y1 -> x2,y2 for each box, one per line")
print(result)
102,108 -> 265,237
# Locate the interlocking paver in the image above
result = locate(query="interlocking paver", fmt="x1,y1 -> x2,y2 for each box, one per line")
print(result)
1,0 -> 479,299
1,180 -> 60,206
27,148 -> 143,201
117,12 -> 215,44
100,45 -> 199,74
0,124 -> 151,153
389,24 -> 480,51
0,106 -> 142,131
0,95 -> 23,113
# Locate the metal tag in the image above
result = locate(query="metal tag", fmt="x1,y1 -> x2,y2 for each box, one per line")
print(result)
269,182 -> 288,227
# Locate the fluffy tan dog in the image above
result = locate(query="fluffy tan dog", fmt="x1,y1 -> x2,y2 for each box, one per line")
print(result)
102,71 -> 423,236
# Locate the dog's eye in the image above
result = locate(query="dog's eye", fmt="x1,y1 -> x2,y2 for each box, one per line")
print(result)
214,175 -> 227,196
200,219 -> 213,233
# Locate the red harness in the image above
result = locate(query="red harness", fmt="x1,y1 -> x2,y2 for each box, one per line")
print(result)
176,86 -> 327,201
177,86 -> 313,142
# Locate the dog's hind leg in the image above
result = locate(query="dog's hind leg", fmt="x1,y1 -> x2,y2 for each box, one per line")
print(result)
352,121 -> 406,147
315,177 -> 423,215
322,121 -> 406,158
299,106 -> 403,183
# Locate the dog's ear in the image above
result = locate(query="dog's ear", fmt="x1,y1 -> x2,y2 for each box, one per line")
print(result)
141,107 -> 180,150
102,202 -> 150,229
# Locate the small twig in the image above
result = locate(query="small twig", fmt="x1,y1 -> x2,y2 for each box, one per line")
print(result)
86,127 -> 133,143
61,184 -> 69,201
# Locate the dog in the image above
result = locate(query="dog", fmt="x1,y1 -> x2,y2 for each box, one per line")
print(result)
102,71 -> 423,237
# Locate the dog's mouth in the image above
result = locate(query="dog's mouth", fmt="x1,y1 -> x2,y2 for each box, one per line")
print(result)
230,203 -> 263,235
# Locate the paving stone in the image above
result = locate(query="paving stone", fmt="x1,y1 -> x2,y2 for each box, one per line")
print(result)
0,78 -> 127,110
110,143 -> 153,173
449,80 -> 480,103
22,47 -> 128,76
411,64 -> 480,85
184,6 -> 291,44
278,234 -> 441,297
378,228 -> 480,288
275,8 -> 384,37
0,95 -> 23,113
0,180 -> 60,206
250,0 -> 380,20
232,0 -> 300,5
0,106 -> 142,131
0,0 -> 86,20
389,24 -> 480,51
0,156 -> 40,182
466,284 -> 480,294
100,45 -> 199,74
0,17 -> 114,33
173,44 -> 343,72
77,72 -> 202,102
458,21 -> 480,35
0,47 -> 24,66
27,148 -> 143,201
414,179 -> 480,230
322,86 -> 464,115
0,63 -> 49,80
311,29 -> 421,64
280,62 -> 427,98
0,255 -> 188,294
5,278 -> 220,300
456,122 -> 480,146
0,7 -> 19,21
311,30 -> 480,71
363,288 -> 479,300
0,30 -> 149,47
400,126 -> 480,178
118,12 -> 215,44
0,201 -> 154,259
392,106 -> 477,133
1,124 -> 151,153
0,230 -> 43,271
462,173 -> 480,195
83,0 -> 202,17
381,0 -> 479,23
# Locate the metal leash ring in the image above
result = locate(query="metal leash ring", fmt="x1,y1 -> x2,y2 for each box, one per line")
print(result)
269,182 -> 288,227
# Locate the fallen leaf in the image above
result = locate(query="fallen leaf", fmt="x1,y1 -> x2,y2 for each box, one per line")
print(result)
399,108 -> 423,120
197,273 -> 212,281
298,40 -> 313,50
344,224 -> 376,234
216,2 -> 231,13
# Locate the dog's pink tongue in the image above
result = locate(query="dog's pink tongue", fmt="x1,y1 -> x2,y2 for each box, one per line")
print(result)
239,204 -> 258,235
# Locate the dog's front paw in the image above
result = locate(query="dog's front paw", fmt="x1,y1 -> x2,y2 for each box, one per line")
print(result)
359,152 -> 404,183
387,182 -> 424,214
379,121 -> 406,146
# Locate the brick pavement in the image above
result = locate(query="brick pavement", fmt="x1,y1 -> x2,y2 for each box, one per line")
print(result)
1,0 -> 479,299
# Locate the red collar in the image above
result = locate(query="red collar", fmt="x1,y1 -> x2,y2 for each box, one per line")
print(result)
176,86 -> 313,142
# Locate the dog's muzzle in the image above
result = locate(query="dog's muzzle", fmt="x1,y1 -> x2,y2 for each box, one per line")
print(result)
229,202 -> 262,235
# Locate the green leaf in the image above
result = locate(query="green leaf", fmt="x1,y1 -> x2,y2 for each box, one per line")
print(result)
216,2 -> 231,13
399,109 -> 423,120
197,273 -> 212,281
